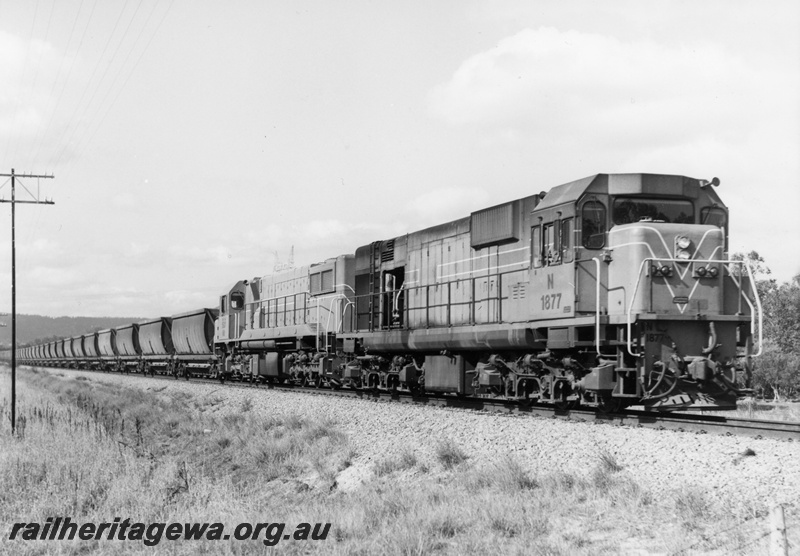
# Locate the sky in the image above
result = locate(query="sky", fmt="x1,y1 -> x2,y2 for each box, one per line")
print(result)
0,0 -> 798,319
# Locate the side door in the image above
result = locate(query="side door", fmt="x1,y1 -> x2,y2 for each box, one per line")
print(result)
574,197 -> 609,315
529,210 -> 576,320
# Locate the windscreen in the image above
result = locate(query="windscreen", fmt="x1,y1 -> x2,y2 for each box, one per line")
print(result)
612,198 -> 694,225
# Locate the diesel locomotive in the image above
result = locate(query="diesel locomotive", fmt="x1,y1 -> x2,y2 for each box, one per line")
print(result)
18,173 -> 762,411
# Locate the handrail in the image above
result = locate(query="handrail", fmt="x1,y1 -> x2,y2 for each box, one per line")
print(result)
742,260 -> 764,356
626,257 -> 763,358
354,268 -> 521,330
593,257 -> 602,356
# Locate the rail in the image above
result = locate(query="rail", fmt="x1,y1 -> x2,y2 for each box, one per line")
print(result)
626,258 -> 763,357
13,362 -> 798,441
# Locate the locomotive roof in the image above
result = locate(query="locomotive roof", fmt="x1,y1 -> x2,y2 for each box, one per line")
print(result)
534,174 -> 600,211
534,173 -> 723,212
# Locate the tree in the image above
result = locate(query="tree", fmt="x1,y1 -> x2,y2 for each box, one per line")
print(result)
764,279 -> 800,354
752,340 -> 800,401
734,253 -> 800,400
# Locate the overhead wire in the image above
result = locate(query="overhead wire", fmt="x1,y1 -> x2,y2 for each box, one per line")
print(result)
8,0 -> 56,167
1,0 -> 41,163
28,0 -> 88,169
56,0 -> 151,173
4,1 -> 65,286
1,0 -> 176,315
34,0 -> 100,172
46,0 -> 134,171
61,0 -> 174,179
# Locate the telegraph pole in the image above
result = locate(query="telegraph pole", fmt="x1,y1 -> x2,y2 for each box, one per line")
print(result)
0,168 -> 54,435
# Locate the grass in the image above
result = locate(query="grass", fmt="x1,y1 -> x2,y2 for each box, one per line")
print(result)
434,438 -> 469,470
690,397 -> 800,422
0,365 -> 781,555
0,366 -> 352,554
374,449 -> 420,477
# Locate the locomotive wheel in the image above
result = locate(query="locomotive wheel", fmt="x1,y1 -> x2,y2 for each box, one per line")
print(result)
597,394 -> 624,414
517,377 -> 541,404
554,398 -> 579,410
553,380 -> 578,410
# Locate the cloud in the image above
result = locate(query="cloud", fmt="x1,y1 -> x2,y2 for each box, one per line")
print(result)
428,27 -> 772,149
0,31 -> 62,135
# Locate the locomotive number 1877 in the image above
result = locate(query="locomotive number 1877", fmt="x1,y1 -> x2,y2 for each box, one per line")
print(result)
541,293 -> 562,310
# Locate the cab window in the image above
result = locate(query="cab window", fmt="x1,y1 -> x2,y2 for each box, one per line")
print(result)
543,223 -> 557,265
231,291 -> 245,310
531,226 -> 542,268
582,201 -> 606,249
700,207 -> 727,228
561,218 -> 573,262
612,197 -> 694,224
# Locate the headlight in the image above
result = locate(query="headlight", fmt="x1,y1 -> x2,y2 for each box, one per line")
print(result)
676,236 -> 691,249
676,249 -> 691,260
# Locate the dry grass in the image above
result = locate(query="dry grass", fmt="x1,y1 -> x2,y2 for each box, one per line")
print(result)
0,366 -> 779,555
374,449 -> 420,477
0,367 -> 352,554
690,398 -> 800,422
434,438 -> 469,470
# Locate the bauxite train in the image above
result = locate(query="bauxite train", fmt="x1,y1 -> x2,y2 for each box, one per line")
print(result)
18,173 -> 762,411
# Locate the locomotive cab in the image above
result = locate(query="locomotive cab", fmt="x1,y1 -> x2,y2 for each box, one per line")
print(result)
215,280 -> 248,344
565,176 -> 760,409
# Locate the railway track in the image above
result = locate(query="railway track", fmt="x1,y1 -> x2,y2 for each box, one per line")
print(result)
27,364 -> 800,441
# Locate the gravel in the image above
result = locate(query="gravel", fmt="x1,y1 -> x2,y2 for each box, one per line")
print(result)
36,367 -> 800,510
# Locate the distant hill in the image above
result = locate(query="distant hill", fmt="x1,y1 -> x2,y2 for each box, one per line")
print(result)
0,314 -> 146,350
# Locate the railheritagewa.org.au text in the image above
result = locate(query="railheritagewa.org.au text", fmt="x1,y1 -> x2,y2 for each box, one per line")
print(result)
8,517 -> 331,547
